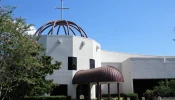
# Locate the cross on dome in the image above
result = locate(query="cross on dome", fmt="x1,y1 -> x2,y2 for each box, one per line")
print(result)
34,0 -> 88,38
55,0 -> 69,20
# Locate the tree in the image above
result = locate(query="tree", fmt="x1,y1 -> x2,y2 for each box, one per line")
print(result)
143,80 -> 175,98
168,80 -> 175,96
0,5 -> 61,100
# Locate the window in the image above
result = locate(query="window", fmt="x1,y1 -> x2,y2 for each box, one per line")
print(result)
68,57 -> 77,70
51,84 -> 68,96
90,59 -> 95,69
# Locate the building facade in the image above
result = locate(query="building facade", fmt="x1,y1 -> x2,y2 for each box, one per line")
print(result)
35,20 -> 175,99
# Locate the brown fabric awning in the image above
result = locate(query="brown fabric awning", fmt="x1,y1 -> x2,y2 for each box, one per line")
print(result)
72,66 -> 124,84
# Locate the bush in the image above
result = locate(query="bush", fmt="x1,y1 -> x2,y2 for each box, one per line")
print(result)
102,93 -> 136,100
102,97 -> 123,100
143,80 -> 175,97
153,86 -> 171,97
143,89 -> 154,98
102,93 -> 127,100
24,96 -> 71,100
127,93 -> 138,100
168,80 -> 175,96
121,93 -> 128,100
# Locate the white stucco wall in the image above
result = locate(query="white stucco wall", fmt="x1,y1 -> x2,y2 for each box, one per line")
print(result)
101,50 -> 175,63
72,36 -> 93,70
92,40 -> 101,68
130,58 -> 175,79
38,35 -> 47,54
101,50 -> 155,63
121,59 -> 133,93
72,36 -> 101,99
39,35 -> 101,99
39,35 -> 74,96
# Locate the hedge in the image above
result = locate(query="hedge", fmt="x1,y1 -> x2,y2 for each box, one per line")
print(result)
102,97 -> 123,100
102,93 -> 138,100
24,93 -> 138,100
24,96 -> 71,100
127,93 -> 138,100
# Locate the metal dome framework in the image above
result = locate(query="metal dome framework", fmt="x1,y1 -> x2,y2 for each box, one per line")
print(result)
35,20 -> 88,38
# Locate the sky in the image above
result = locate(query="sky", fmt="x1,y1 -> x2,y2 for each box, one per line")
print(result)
1,0 -> 175,56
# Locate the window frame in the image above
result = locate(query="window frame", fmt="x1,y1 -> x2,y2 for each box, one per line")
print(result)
68,56 -> 77,70
89,59 -> 95,69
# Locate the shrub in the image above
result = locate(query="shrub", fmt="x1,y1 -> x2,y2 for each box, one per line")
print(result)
143,80 -> 175,97
168,80 -> 175,96
120,93 -> 127,100
127,93 -> 138,100
24,96 -> 71,100
102,97 -> 123,100
153,86 -> 171,97
143,89 -> 154,98
102,93 -> 127,100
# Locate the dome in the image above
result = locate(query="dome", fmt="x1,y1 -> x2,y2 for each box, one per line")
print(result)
34,20 -> 88,38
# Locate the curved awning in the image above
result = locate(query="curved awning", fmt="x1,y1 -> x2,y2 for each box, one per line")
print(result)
72,66 -> 124,84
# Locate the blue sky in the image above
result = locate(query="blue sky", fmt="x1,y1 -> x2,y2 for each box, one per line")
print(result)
1,0 -> 175,56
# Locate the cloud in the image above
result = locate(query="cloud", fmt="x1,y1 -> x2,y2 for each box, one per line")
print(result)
26,26 -> 37,35
13,20 -> 37,35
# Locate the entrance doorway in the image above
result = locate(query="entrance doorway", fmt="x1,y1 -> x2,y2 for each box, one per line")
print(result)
133,79 -> 164,100
76,84 -> 90,100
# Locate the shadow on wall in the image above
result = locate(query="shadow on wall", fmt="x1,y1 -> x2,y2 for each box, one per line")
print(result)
79,41 -> 85,50
47,42 -> 59,55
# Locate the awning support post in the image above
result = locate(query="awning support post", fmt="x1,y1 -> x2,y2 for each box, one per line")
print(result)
100,84 -> 101,100
88,83 -> 91,100
108,83 -> 110,100
97,82 -> 100,100
117,83 -> 120,100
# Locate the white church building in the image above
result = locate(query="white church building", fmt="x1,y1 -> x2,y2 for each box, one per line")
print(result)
34,19 -> 175,100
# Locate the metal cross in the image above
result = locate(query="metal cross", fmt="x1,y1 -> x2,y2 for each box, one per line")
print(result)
55,0 -> 69,20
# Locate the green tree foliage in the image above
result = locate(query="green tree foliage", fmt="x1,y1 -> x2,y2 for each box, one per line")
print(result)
143,89 -> 154,98
0,4 -> 61,100
143,80 -> 175,98
168,80 -> 175,96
